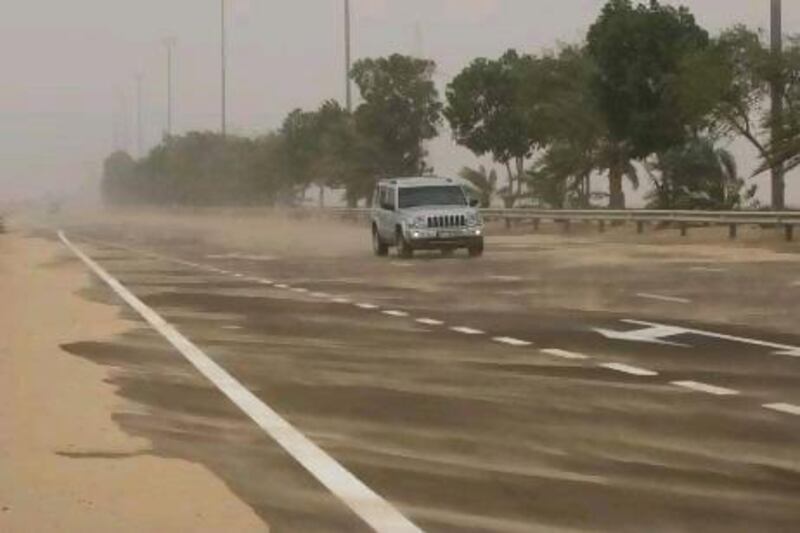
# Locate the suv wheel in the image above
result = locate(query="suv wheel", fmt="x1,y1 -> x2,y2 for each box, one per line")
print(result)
396,228 -> 414,258
372,226 -> 389,256
468,239 -> 484,258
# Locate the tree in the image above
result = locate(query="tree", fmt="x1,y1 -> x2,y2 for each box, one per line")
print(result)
350,54 -> 442,180
587,0 -> 711,207
645,137 -> 755,209
458,166 -> 498,207
101,151 -> 137,204
445,50 -> 544,207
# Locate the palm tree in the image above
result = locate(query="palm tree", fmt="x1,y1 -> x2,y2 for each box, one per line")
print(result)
645,137 -> 754,210
458,165 -> 498,207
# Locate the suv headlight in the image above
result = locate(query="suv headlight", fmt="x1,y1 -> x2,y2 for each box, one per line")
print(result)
408,215 -> 427,229
465,213 -> 481,227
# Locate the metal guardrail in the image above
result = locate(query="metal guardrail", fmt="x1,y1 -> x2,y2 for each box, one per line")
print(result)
321,207 -> 800,241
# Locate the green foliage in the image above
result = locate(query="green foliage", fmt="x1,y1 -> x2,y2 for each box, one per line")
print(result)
350,54 -> 442,177
587,0 -> 710,158
458,166 -> 498,207
445,50 -> 544,205
645,137 -> 755,209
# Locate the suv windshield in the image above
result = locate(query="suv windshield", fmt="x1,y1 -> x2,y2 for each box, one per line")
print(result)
398,186 -> 466,209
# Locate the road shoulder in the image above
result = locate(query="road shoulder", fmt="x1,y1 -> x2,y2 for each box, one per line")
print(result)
0,232 -> 267,532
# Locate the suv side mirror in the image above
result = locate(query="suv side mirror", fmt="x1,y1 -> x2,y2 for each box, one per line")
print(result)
469,198 -> 480,208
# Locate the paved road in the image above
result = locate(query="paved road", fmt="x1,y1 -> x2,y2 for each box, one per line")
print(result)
54,219 -> 800,532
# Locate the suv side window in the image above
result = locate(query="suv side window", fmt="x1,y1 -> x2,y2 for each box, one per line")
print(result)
380,187 -> 396,211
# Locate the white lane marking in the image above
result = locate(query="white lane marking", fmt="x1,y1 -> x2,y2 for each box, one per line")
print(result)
310,292 -> 331,298
391,262 -> 414,268
291,287 -> 309,294
635,292 -> 691,304
791,281 -> 800,287
488,275 -> 523,282
689,266 -> 728,273
233,273 -> 244,278
541,348 -> 590,360
356,303 -> 380,310
763,403 -> 800,416
621,319 -> 800,357
275,283 -> 290,289
600,363 -> 658,377
59,231 -> 422,533
332,297 -> 351,304
493,336 -> 532,347
222,325 -> 243,331
671,381 -> 740,396
594,323 -> 689,347
450,326 -> 484,335
258,279 -> 273,285
416,318 -> 444,326
382,310 -> 409,317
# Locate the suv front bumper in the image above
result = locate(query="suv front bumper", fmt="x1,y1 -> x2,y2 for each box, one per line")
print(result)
405,227 -> 484,248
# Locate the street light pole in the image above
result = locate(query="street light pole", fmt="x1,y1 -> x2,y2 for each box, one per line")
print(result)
344,0 -> 352,113
771,0 -> 785,209
136,73 -> 143,158
164,37 -> 176,138
221,0 -> 227,136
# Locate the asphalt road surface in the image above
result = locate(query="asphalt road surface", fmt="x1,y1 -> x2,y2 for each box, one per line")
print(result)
45,214 -> 800,532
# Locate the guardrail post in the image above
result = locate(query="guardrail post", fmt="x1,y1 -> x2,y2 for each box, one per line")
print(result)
598,220 -> 606,233
680,222 -> 688,237
786,224 -> 795,242
637,221 -> 644,234
563,219 -> 571,233
532,218 -> 540,231
505,217 -> 511,229
729,224 -> 738,240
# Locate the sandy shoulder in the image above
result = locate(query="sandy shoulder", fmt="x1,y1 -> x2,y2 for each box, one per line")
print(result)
0,232 -> 267,532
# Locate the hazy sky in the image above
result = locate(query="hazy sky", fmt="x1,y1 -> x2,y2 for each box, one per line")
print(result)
2,0 -> 799,205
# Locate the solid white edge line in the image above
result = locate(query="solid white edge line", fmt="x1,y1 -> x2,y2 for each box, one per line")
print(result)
356,303 -> 379,310
382,310 -> 409,317
763,403 -> 800,416
450,326 -> 484,335
492,337 -> 532,347
635,292 -> 691,304
600,362 -> 658,377
671,380 -> 739,396
332,298 -> 351,304
58,231 -> 422,533
540,348 -> 589,360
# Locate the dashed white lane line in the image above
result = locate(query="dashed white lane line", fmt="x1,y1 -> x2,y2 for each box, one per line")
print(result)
671,381 -> 740,396
450,326 -> 485,335
382,310 -> 409,317
416,318 -> 444,326
356,303 -> 380,310
493,336 -> 532,347
258,279 -> 273,285
635,292 -> 692,304
233,273 -> 244,278
689,266 -> 728,273
332,297 -> 351,304
275,283 -> 290,289
488,275 -> 523,282
763,403 -> 800,416
291,287 -> 309,294
601,362 -> 658,377
59,231 -> 423,533
310,292 -> 331,298
540,348 -> 590,360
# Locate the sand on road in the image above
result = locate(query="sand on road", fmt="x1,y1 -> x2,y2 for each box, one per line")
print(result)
0,232 -> 267,532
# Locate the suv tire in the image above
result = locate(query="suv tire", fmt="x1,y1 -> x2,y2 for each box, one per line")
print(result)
396,228 -> 414,258
468,239 -> 484,258
372,226 -> 389,256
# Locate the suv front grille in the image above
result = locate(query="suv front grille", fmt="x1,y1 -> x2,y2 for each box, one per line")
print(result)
427,215 -> 466,228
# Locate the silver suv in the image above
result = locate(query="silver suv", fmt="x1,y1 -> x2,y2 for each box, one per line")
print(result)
371,177 -> 484,258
